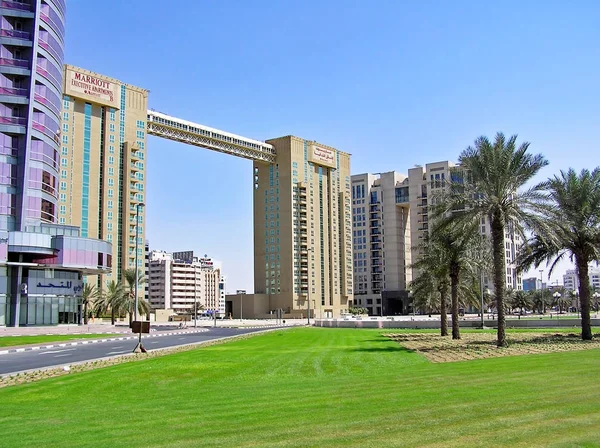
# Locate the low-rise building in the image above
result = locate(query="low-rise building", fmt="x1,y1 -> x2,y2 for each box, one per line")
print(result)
148,250 -> 225,317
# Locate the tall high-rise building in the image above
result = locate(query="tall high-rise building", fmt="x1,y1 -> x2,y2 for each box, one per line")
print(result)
408,161 -> 523,292
252,137 -> 353,319
0,0 -> 111,326
60,64 -> 148,288
350,172 -> 411,315
350,161 -> 524,317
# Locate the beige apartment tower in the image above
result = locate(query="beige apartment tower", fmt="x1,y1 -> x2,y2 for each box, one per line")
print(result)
60,65 -> 148,288
252,136 -> 353,318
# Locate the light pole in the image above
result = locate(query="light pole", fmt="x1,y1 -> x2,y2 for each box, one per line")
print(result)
307,247 -> 314,325
593,291 -> 600,315
553,291 -> 561,321
133,202 -> 146,353
194,297 -> 197,328
539,270 -> 544,315
480,270 -> 485,329
572,289 -> 579,318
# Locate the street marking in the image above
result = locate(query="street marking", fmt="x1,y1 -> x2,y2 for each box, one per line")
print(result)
106,350 -> 129,355
40,348 -> 76,355
54,354 -> 72,358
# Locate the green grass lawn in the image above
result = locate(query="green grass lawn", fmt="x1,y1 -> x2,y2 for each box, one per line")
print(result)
0,334 -> 121,348
0,328 -> 598,447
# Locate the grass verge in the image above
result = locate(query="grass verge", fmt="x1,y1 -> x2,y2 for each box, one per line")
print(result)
0,328 -> 598,448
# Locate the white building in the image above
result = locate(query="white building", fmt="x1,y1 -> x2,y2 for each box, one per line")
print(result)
351,172 -> 411,315
563,267 -> 600,292
148,250 -> 225,316
351,161 -> 524,315
407,161 -> 523,292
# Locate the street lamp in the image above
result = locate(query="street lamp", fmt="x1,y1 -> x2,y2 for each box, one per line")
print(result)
133,202 -> 146,353
593,291 -> 600,314
307,247 -> 314,325
539,270 -> 544,315
572,289 -> 580,318
553,291 -> 561,319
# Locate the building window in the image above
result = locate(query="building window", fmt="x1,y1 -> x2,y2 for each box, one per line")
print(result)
108,168 -> 114,176
108,189 -> 113,198
60,181 -> 67,190
63,98 -> 70,109
107,211 -> 113,220
60,193 -> 66,202
61,147 -> 68,155
62,135 -> 68,144
109,135 -> 115,143
109,109 -> 115,121
107,223 -> 113,231
59,205 -> 66,214
62,123 -> 68,132
108,178 -> 114,187
108,156 -> 114,165
61,170 -> 67,179
109,123 -> 115,132
63,112 -> 69,121
107,200 -> 113,209
109,145 -> 115,154
59,217 -> 65,224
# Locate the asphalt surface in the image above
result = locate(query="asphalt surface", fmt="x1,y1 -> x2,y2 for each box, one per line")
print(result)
0,327 -> 279,376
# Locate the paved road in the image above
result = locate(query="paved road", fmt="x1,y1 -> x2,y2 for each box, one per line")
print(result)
0,327 -> 279,376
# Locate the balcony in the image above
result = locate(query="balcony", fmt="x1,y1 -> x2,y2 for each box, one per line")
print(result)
370,229 -> 381,236
371,243 -> 381,250
370,236 -> 381,243
1,1 -> 32,11
0,57 -> 28,68
0,116 -> 26,126
0,29 -> 30,40
369,213 -> 380,221
371,251 -> 381,259
0,145 -> 18,157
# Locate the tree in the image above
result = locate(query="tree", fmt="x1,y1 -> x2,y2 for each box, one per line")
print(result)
81,283 -> 99,325
95,280 -> 126,325
411,220 -> 485,339
410,235 -> 450,337
438,133 -> 548,346
519,168 -> 600,340
510,290 -> 533,315
122,268 -> 150,325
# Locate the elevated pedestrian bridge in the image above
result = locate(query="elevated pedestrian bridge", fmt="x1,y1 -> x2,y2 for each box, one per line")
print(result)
147,110 -> 276,163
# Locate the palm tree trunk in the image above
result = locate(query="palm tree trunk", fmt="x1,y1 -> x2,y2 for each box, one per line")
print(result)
111,309 -> 115,325
491,214 -> 507,347
83,302 -> 88,325
439,284 -> 448,337
450,267 -> 460,340
576,256 -> 593,340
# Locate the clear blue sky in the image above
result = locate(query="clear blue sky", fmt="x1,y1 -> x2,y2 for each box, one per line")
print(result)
65,0 -> 599,292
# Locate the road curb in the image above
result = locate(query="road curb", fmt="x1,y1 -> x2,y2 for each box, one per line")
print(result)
0,328 -> 210,356
0,326 -> 290,381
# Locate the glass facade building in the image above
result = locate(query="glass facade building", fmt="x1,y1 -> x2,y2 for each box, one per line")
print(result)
0,0 -> 112,326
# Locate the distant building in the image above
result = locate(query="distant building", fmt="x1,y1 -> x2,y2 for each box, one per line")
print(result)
148,250 -> 224,316
563,267 -> 600,292
523,277 -> 542,291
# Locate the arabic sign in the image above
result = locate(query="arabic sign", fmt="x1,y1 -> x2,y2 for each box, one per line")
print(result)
308,145 -> 336,168
27,278 -> 84,296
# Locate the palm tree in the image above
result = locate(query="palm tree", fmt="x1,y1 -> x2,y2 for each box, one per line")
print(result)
436,221 -> 485,339
439,133 -> 548,346
410,236 -> 450,336
122,268 -> 149,324
519,168 -> 600,340
81,283 -> 99,325
411,220 -> 485,339
511,290 -> 533,315
95,280 -> 126,325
